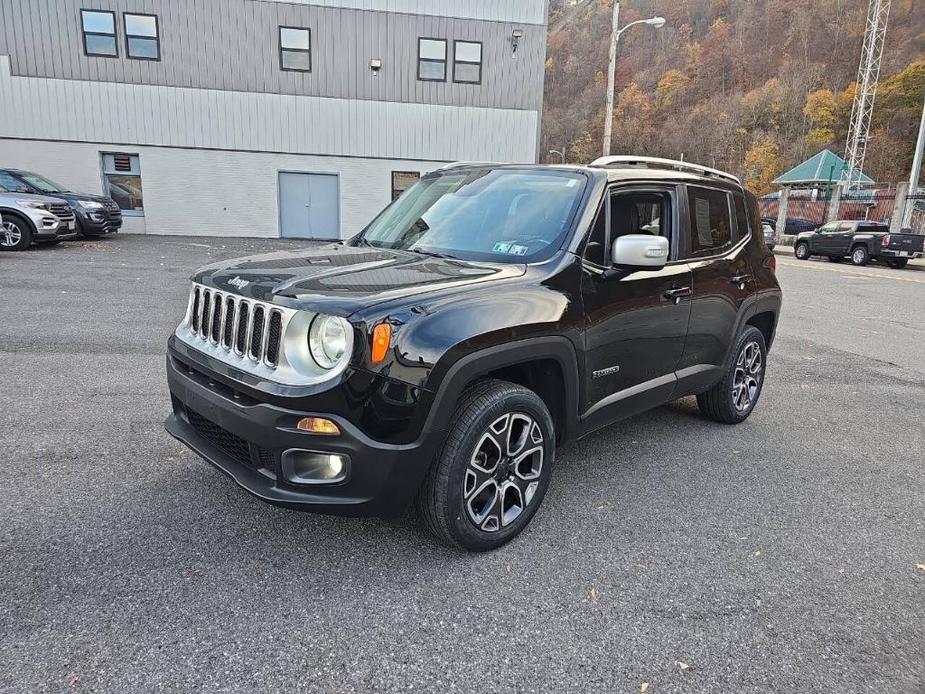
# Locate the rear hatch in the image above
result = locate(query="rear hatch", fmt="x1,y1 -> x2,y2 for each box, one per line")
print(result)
883,232 -> 925,255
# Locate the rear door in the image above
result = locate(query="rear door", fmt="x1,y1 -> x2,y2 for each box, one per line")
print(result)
675,184 -> 753,394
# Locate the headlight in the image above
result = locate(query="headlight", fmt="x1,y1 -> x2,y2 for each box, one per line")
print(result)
16,200 -> 48,210
308,314 -> 350,369
78,200 -> 104,210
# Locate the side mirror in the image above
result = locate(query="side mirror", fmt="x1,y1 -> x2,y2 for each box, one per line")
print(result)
611,234 -> 669,272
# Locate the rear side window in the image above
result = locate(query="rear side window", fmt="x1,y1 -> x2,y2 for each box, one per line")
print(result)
686,186 -> 732,256
732,194 -> 749,242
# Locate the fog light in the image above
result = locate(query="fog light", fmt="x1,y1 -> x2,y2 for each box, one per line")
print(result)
282,450 -> 348,484
296,417 -> 340,435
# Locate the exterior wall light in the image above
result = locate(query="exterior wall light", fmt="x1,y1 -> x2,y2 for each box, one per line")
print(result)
511,29 -> 524,54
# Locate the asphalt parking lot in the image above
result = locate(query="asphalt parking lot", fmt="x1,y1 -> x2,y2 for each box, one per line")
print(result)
2,236 -> 924,694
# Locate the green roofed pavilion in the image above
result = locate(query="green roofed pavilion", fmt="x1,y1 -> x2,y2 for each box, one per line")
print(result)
772,149 -> 874,187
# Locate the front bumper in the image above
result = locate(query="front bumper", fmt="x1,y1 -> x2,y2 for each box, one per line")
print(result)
76,209 -> 122,235
164,350 -> 435,517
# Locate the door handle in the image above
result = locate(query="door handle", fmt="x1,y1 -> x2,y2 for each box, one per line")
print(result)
730,274 -> 751,284
662,286 -> 692,304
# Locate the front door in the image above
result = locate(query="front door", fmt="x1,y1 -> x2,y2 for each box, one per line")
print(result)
580,185 -> 692,434
676,185 -> 753,393
278,172 -> 340,239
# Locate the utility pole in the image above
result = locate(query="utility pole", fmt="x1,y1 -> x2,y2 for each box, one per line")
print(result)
842,0 -> 892,189
902,96 -> 925,228
602,0 -> 621,158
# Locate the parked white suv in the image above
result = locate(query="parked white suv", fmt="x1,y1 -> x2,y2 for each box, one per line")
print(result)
0,191 -> 78,251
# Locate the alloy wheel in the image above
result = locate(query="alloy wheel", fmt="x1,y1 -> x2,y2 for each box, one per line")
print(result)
852,248 -> 865,264
732,341 -> 763,412
1,221 -> 22,248
463,413 -> 544,533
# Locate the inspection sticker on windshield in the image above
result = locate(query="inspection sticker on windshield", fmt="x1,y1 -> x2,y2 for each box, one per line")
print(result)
492,242 -> 528,256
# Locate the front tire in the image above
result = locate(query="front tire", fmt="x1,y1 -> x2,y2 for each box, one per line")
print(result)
851,245 -> 870,266
0,214 -> 32,251
794,242 -> 810,260
697,326 -> 768,424
417,379 -> 555,551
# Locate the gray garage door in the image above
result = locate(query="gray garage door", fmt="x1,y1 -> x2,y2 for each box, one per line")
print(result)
278,172 -> 340,239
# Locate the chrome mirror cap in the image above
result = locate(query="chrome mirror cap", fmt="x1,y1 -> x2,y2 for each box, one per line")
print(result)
612,234 -> 669,269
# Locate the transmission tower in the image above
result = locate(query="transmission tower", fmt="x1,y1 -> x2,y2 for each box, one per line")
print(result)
842,0 -> 892,188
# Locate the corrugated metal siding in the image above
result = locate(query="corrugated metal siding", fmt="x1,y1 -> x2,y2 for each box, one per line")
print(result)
0,0 -> 546,111
0,56 -> 539,163
254,0 -> 547,25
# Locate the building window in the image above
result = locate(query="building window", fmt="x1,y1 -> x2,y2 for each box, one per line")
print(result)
124,13 -> 160,60
453,40 -> 482,84
81,10 -> 117,57
101,153 -> 144,215
279,27 -> 311,72
417,38 -> 446,81
391,171 -> 420,200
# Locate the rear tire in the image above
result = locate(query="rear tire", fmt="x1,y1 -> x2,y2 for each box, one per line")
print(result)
851,245 -> 870,266
417,379 -> 555,552
794,242 -> 810,260
887,258 -> 908,269
697,326 -> 767,424
0,213 -> 33,251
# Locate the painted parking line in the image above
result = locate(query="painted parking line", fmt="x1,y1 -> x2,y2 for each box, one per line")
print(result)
776,259 -> 925,285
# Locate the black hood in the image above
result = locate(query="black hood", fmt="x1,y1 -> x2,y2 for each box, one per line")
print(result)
192,244 -> 527,316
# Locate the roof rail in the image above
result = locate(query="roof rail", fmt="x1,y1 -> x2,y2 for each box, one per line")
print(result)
437,161 -> 505,170
589,155 -> 740,184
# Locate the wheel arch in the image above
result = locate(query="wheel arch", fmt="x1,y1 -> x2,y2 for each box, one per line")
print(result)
0,207 -> 37,234
422,337 -> 581,447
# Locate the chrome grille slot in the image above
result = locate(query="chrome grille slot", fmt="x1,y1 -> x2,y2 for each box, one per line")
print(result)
210,293 -> 223,343
249,306 -> 266,360
190,287 -> 200,332
222,297 -> 235,348
176,281 -> 353,387
201,290 -> 212,339
235,302 -> 250,355
266,311 -> 282,366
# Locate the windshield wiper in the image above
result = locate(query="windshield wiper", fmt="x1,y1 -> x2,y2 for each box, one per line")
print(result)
407,247 -> 456,260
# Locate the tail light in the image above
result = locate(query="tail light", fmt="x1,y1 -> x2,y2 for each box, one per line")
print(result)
882,235 -> 890,247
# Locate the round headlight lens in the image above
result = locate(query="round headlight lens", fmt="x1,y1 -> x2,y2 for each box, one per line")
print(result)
308,314 -> 350,369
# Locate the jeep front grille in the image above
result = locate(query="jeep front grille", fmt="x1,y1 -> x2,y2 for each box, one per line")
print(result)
184,284 -> 283,368
175,281 -> 354,387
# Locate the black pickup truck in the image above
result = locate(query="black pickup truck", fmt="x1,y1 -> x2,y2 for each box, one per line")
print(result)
793,220 -> 925,268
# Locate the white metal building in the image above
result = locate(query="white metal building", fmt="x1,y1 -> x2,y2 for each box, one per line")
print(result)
0,0 -> 548,238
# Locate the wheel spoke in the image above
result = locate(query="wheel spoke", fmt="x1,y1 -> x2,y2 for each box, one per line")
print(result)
499,481 -> 524,527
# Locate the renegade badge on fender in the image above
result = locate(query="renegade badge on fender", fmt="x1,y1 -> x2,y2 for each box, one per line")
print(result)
165,158 -> 782,551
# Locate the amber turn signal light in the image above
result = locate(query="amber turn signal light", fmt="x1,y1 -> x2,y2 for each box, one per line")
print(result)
371,322 -> 392,364
296,417 -> 341,435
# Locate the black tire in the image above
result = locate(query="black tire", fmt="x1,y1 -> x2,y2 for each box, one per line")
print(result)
887,258 -> 908,269
850,244 -> 870,266
417,379 -> 555,551
794,242 -> 810,260
0,213 -> 33,251
697,326 -> 768,424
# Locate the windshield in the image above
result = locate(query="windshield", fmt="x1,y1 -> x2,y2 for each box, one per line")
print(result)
18,172 -> 70,193
352,168 -> 587,263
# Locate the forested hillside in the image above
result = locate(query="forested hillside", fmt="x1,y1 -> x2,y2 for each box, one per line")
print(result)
541,0 -> 925,192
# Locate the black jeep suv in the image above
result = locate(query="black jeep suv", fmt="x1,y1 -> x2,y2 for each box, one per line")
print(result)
165,157 -> 782,551
0,168 -> 122,238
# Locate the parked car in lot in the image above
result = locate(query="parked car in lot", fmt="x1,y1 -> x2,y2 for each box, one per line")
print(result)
793,220 -> 925,267
164,157 -> 782,550
762,215 -> 819,236
0,168 -> 122,238
762,221 -> 778,250
0,189 -> 77,251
